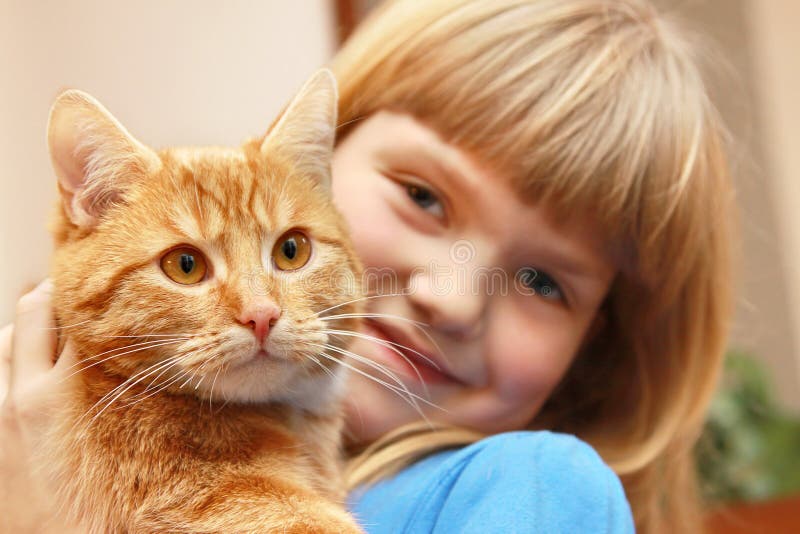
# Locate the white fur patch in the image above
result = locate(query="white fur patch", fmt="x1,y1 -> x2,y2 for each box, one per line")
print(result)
280,364 -> 348,416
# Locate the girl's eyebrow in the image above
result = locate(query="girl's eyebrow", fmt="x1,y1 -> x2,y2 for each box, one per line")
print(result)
527,237 -> 616,287
378,141 -> 471,199
526,247 -> 614,309
535,249 -> 593,279
410,142 -> 477,195
515,216 -> 614,281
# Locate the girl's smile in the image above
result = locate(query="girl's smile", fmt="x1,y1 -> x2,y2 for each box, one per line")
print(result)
360,318 -> 459,386
331,112 -> 617,444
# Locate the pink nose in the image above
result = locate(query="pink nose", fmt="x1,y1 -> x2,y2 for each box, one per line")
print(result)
237,299 -> 281,343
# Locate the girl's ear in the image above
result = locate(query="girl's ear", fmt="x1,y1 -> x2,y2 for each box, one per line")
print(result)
260,69 -> 338,191
47,90 -> 161,228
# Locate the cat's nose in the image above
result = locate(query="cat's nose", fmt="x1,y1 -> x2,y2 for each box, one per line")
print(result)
237,299 -> 281,344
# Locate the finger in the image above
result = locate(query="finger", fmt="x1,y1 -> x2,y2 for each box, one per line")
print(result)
0,324 -> 12,403
10,279 -> 58,388
53,339 -> 80,375
1,323 -> 12,368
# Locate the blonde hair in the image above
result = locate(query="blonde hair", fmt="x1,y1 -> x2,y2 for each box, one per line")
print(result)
332,1 -> 735,532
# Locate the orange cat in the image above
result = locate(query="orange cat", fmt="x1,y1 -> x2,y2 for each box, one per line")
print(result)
42,70 -> 365,533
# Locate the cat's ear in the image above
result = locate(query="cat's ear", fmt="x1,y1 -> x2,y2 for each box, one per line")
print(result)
260,69 -> 338,190
47,90 -> 161,228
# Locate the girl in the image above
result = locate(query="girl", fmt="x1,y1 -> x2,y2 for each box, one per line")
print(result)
0,0 -> 734,532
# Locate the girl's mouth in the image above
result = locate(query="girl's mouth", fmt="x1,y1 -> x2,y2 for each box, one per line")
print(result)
361,319 -> 459,386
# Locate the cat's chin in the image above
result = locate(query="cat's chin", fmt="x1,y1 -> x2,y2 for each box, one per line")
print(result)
225,343 -> 294,370
231,346 -> 300,370
194,348 -> 344,410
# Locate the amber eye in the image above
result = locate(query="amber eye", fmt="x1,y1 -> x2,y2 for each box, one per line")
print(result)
272,230 -> 312,271
160,247 -> 208,285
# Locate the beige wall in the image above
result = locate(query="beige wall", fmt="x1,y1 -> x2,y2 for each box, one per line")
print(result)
745,1 -> 800,409
0,0 -> 334,322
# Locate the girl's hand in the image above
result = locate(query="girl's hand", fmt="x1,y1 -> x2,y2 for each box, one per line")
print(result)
0,280 -> 82,532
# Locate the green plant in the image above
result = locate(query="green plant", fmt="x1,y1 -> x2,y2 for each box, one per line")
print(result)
696,350 -> 800,502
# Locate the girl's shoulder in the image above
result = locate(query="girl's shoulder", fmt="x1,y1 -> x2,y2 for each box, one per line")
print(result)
349,430 -> 635,534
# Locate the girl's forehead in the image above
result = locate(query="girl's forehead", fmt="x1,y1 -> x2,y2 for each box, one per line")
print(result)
337,110 -> 618,272
342,110 -> 498,196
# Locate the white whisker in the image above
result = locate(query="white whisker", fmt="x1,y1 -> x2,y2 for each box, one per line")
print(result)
324,328 -> 440,370
319,312 -> 428,327
305,354 -> 337,380
320,312 -> 445,361
311,347 -> 436,424
102,334 -> 198,339
208,365 -> 223,408
314,292 -> 407,318
323,330 -> 432,398
307,341 -> 443,412
98,356 -> 188,414
78,355 -> 186,425
307,342 -> 409,393
180,371 -> 196,389
335,115 -> 367,132
93,356 -> 186,414
62,339 -> 186,381
138,353 -> 191,395
44,319 -> 93,331
118,368 -> 192,410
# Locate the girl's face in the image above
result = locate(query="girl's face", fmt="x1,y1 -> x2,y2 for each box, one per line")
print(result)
331,112 -> 616,444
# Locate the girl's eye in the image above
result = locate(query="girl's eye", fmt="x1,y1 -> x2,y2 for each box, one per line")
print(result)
517,267 -> 564,302
272,230 -> 312,271
160,246 -> 208,285
405,183 -> 445,218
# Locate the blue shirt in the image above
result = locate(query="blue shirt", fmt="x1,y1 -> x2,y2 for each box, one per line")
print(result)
349,431 -> 635,533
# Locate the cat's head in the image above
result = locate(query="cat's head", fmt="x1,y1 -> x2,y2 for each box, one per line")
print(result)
47,71 -> 363,409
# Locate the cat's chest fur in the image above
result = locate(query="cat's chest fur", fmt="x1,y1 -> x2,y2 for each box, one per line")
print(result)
45,366 -> 349,532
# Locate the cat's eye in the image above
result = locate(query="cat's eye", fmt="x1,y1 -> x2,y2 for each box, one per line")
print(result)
272,230 -> 312,271
160,247 -> 208,285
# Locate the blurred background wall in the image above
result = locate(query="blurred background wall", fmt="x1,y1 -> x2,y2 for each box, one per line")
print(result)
655,0 -> 800,413
1,0 -> 799,412
0,0 -> 334,326
742,0 -> 800,412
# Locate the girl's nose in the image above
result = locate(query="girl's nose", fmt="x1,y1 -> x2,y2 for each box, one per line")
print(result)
407,266 -> 487,340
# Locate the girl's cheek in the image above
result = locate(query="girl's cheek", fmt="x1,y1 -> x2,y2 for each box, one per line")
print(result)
351,208 -> 413,271
333,176 -> 393,263
342,180 -> 435,276
489,318 -> 577,399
